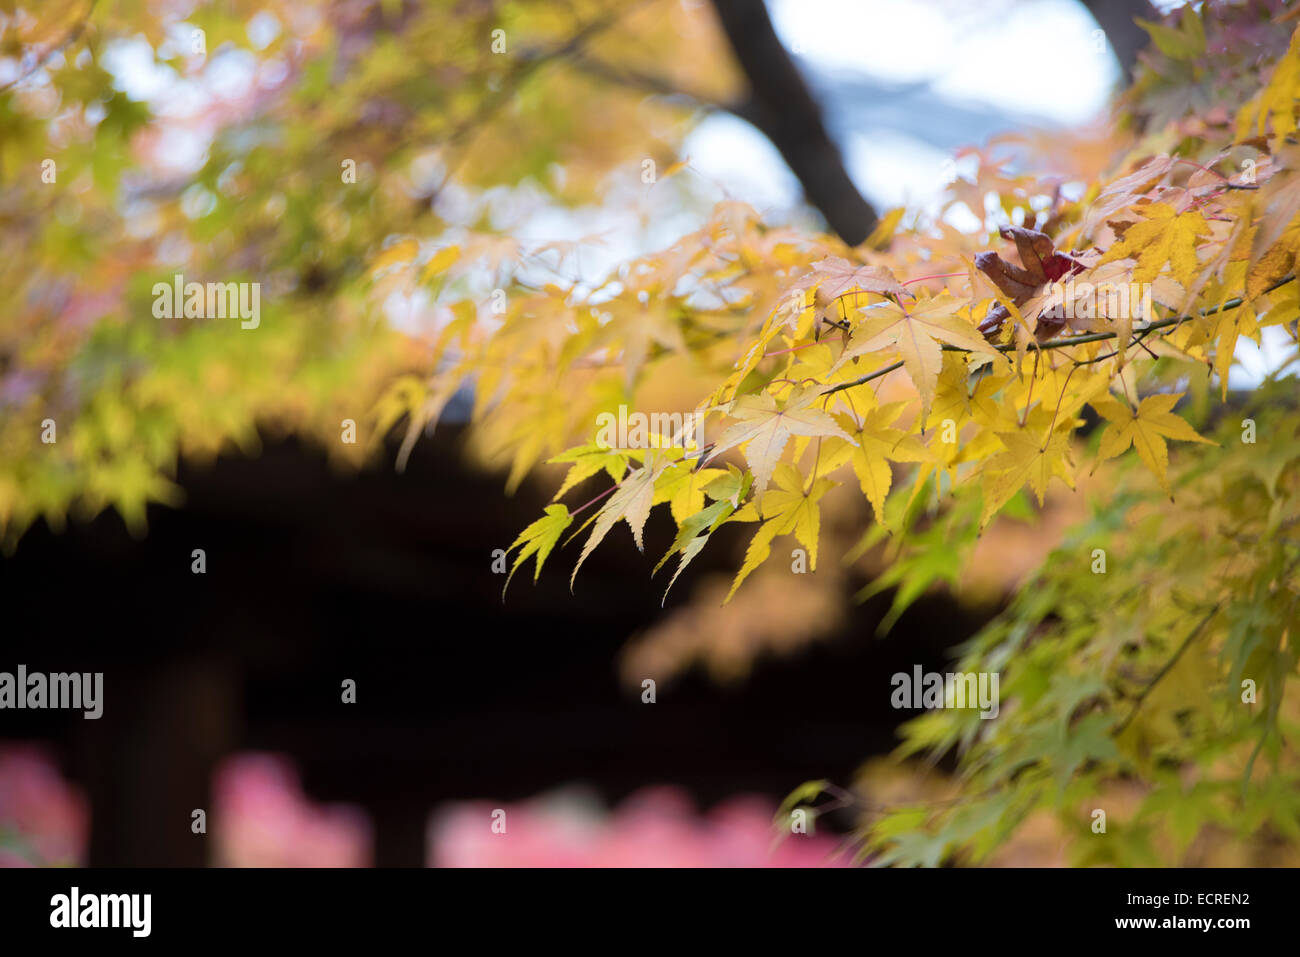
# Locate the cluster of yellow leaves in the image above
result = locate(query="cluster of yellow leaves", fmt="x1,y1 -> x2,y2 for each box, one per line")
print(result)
372,18 -> 1300,610
0,0 -> 749,545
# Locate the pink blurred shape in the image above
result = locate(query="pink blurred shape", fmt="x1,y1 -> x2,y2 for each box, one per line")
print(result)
213,753 -> 371,867
1,745 -> 850,868
429,786 -> 850,868
0,743 -> 88,867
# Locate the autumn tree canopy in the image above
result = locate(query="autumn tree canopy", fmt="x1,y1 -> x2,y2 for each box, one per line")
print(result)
3,0 -> 1300,865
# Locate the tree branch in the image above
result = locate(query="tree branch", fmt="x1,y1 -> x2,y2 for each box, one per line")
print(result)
0,0 -> 97,94
820,274 -> 1297,398
430,5 -> 649,201
561,50 -> 738,115
708,0 -> 878,246
1080,0 -> 1158,81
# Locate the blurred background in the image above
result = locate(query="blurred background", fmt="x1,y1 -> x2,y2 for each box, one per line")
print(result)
0,0 -> 1191,866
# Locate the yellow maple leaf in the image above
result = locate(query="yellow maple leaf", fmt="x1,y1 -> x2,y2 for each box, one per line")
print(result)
725,463 -> 835,602
831,404 -> 931,526
1092,393 -> 1216,493
1248,144 -> 1300,281
979,428 -> 1075,528
1247,220 -> 1300,301
1097,203 -> 1210,287
654,462 -> 729,524
1236,23 -> 1300,143
1211,303 -> 1260,399
832,294 -> 1001,425
503,504 -> 573,595
547,443 -> 630,502
708,386 -> 853,497
570,452 -> 672,588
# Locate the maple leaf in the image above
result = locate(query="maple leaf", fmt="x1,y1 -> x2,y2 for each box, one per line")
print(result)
699,464 -> 749,509
830,404 -> 931,526
979,428 -> 1076,528
548,443 -> 631,502
654,462 -> 729,523
977,226 -> 1083,300
1019,257 -> 1173,366
1092,393 -> 1217,493
654,499 -> 735,604
974,226 -> 1085,341
569,453 -> 672,588
1081,155 -> 1176,235
1250,144 -> 1300,272
1236,22 -> 1300,143
1097,203 -> 1210,286
503,504 -> 573,596
708,386 -> 853,497
787,257 -> 906,328
725,463 -> 835,602
1210,302 -> 1259,399
790,257 -> 907,303
833,294 -> 1001,425
1138,7 -> 1205,59
1247,219 -> 1300,301
653,470 -> 752,604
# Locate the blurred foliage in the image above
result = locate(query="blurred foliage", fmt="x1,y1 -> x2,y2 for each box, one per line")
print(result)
862,386 -> 1300,866
3,0 -> 1300,867
0,0 -> 734,543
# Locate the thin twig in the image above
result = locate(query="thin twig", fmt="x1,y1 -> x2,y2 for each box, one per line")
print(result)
0,0 -> 97,94
821,274 -> 1296,399
1112,603 -> 1222,737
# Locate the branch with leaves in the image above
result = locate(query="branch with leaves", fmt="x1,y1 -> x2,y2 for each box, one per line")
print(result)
365,3 -> 1300,866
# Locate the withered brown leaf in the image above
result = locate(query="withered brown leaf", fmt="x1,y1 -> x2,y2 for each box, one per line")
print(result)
974,226 -> 1085,340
